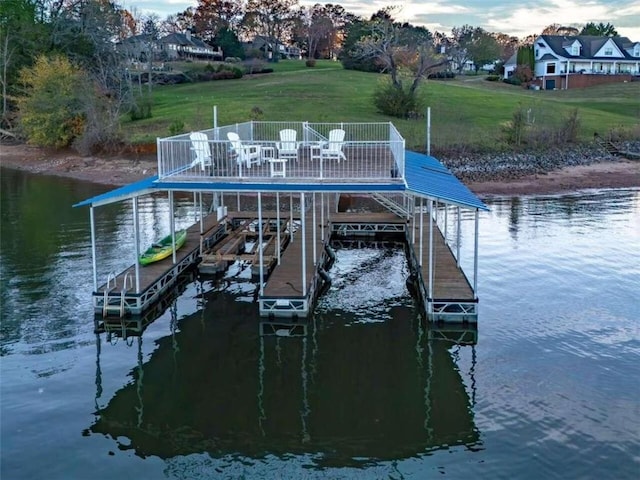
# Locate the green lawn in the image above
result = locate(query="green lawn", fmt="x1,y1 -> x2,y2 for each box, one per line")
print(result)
126,60 -> 640,151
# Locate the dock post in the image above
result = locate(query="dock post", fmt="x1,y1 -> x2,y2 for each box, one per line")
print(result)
133,197 -> 140,293
258,192 -> 264,296
474,209 -> 479,298
90,206 -> 98,292
428,199 -> 434,303
169,191 -> 176,264
456,207 -> 461,267
419,198 -> 424,264
301,193 -> 307,296
276,193 -> 281,264
312,193 -> 317,266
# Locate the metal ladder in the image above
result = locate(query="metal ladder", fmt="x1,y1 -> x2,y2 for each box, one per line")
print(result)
102,272 -> 133,318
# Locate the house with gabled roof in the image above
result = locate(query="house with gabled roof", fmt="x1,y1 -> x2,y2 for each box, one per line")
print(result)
533,35 -> 640,89
159,31 -> 223,61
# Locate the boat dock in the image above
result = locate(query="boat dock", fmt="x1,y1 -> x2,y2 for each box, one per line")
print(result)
94,213 -> 226,317
76,120 -> 488,324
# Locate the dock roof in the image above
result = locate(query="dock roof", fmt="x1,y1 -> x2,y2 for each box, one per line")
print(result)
74,151 -> 488,211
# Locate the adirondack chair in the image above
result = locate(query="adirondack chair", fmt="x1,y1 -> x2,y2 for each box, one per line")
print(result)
277,129 -> 298,160
320,128 -> 346,163
189,132 -> 212,172
227,132 -> 262,169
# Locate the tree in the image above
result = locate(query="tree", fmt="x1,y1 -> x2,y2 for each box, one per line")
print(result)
467,29 -> 500,72
215,26 -> 244,58
193,0 -> 242,43
16,54 -> 87,148
541,24 -> 580,36
296,4 -> 334,59
449,25 -> 475,73
0,0 -> 50,128
243,0 -> 298,61
357,8 -> 445,117
580,22 -> 618,37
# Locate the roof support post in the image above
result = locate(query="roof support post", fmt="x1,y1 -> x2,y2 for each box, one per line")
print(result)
312,193 -> 317,266
90,206 -> 97,292
133,196 -> 140,293
419,197 -> 424,266
473,208 -> 479,298
456,206 -> 461,268
258,192 -> 264,296
428,199 -> 434,301
276,193 -> 281,265
301,192 -> 307,297
169,191 -> 176,264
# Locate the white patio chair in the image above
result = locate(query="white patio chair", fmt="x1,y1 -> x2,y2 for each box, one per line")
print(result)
277,129 -> 298,161
320,128 -> 346,163
227,132 -> 262,169
189,132 -> 212,172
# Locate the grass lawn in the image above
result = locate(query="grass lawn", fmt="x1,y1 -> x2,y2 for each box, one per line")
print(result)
125,60 -> 640,151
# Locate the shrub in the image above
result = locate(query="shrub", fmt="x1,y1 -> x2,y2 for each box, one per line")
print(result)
503,77 -> 522,86
485,74 -> 501,82
169,119 -> 185,136
305,59 -> 316,67
129,95 -> 153,121
373,80 -> 423,118
16,55 -> 87,148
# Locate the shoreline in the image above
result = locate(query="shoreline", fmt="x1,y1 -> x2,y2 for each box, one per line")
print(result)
1,143 -> 639,197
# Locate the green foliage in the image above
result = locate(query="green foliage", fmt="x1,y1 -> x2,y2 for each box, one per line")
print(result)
516,46 -> 534,71
306,59 -> 317,67
129,96 -> 153,121
580,22 -> 618,37
339,20 -> 383,73
168,119 -> 185,136
216,27 -> 245,59
373,79 -> 423,118
16,55 -> 87,148
485,75 -> 501,82
502,106 -> 527,145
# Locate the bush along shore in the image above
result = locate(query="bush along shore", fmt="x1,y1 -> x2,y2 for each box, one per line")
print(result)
438,141 -> 640,183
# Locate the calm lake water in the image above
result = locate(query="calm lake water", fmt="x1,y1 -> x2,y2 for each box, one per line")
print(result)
1,167 -> 639,479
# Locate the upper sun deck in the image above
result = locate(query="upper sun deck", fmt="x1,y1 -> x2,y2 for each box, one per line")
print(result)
156,121 -> 406,185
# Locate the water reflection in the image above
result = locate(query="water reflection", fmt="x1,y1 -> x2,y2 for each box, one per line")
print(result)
90,294 -> 480,466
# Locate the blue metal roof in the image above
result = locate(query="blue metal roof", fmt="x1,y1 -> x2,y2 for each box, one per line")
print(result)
73,175 -> 159,208
404,151 -> 489,211
74,151 -> 487,211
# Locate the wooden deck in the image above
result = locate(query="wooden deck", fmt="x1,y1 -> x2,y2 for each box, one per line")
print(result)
262,212 -> 328,299
412,223 -> 474,301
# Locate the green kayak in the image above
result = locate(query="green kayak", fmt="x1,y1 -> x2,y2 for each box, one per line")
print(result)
139,229 -> 187,266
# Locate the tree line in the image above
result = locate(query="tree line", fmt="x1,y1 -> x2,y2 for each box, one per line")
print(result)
0,0 -> 622,151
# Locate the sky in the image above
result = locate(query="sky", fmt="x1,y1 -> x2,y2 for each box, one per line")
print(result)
126,0 -> 640,40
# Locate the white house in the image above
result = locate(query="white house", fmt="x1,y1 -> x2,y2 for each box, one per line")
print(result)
533,35 -> 640,89
159,31 -> 223,61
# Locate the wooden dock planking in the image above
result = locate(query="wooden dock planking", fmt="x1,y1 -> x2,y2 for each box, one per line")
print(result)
262,214 -> 327,299
411,223 -> 474,301
97,214 -> 223,295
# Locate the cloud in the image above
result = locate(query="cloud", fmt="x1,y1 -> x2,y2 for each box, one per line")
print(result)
126,0 -> 640,40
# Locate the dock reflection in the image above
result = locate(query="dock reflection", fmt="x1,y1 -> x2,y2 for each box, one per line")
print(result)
90,294 -> 480,465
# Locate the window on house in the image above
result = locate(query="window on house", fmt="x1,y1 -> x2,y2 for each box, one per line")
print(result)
546,63 -> 556,74
572,45 -> 579,55
604,48 -> 613,56
634,47 -> 640,57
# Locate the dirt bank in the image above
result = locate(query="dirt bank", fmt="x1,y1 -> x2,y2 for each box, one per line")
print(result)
1,143 -> 639,196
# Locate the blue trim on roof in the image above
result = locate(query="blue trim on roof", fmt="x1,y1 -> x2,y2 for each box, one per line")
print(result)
73,175 -> 159,207
404,151 -> 489,211
74,151 -> 487,211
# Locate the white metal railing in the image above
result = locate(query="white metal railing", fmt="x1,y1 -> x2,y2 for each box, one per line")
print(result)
156,121 -> 406,183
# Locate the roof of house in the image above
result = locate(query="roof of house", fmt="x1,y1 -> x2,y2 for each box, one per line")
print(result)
160,33 -> 214,51
538,35 -> 640,61
504,52 -> 517,66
